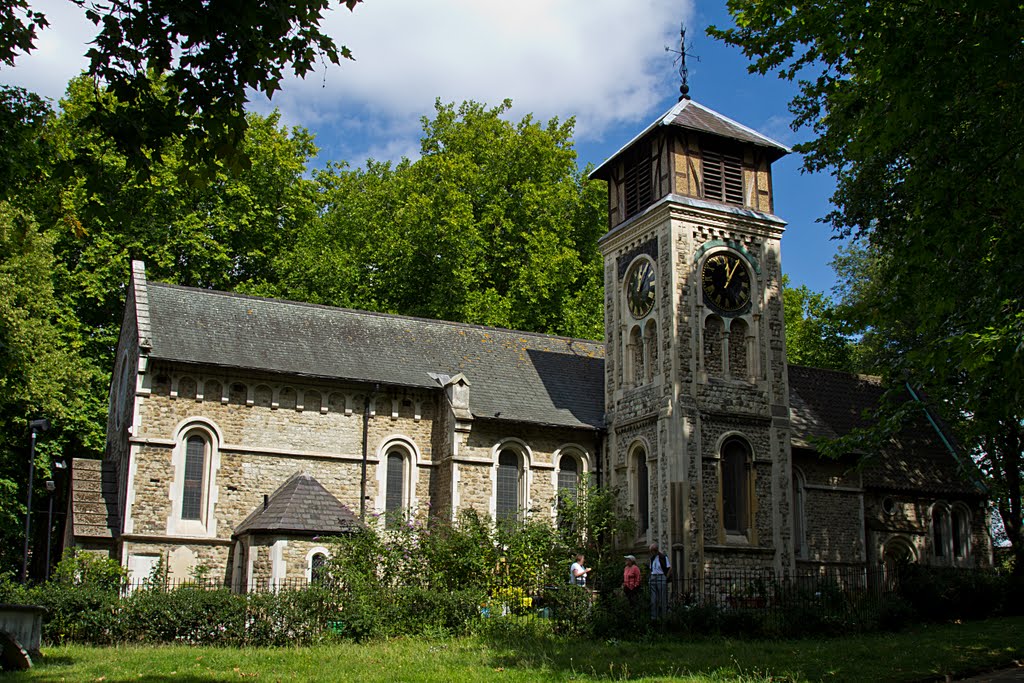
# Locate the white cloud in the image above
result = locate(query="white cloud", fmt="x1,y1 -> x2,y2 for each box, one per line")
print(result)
264,0 -> 692,145
2,0 -> 694,162
0,0 -> 91,102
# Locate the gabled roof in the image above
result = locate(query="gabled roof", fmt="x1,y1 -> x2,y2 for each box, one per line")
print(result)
591,98 -> 791,179
141,274 -> 604,430
70,458 -> 119,541
234,472 -> 360,537
788,365 -> 982,496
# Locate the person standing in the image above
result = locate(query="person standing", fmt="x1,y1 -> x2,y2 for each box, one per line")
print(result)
569,554 -> 591,587
622,554 -> 641,605
648,543 -> 671,619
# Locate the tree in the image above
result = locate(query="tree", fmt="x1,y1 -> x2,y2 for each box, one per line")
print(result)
0,202 -> 96,574
34,77 -> 319,367
711,0 -> 1024,570
265,99 -> 607,339
782,276 -> 858,372
0,86 -> 51,202
2,0 -> 363,176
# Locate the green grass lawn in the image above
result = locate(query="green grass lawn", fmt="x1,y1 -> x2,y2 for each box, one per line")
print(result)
7,617 -> 1022,682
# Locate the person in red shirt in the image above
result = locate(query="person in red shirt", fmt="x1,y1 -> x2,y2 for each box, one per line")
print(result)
622,554 -> 641,605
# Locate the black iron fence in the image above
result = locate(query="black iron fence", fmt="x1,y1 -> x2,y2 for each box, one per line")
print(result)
115,565 -> 897,621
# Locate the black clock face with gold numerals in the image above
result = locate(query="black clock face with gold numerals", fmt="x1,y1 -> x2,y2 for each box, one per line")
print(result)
626,260 -> 656,318
701,252 -> 751,314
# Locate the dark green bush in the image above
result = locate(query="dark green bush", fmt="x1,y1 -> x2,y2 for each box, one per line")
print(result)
120,587 -> 244,644
897,565 -> 1006,621
546,585 -> 592,637
388,587 -> 484,637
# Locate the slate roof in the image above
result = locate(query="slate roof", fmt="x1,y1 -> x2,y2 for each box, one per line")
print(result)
591,98 -> 791,179
234,472 -> 360,537
144,280 -> 605,430
788,365 -> 982,496
70,458 -> 119,541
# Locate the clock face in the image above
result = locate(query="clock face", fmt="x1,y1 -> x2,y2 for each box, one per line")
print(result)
626,259 -> 656,318
701,252 -> 751,314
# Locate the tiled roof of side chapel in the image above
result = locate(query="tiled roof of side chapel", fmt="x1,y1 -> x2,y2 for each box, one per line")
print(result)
234,471 -> 360,536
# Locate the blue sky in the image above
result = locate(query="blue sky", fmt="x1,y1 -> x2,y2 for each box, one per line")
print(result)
1,0 -> 842,295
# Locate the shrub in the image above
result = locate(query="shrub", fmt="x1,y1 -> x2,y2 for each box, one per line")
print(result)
119,586 -> 244,644
546,585 -> 592,637
897,565 -> 1006,621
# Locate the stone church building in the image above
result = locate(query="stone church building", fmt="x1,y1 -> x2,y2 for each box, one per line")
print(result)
67,97 -> 992,589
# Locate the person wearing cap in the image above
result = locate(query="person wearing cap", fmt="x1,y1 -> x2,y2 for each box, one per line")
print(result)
622,554 -> 641,605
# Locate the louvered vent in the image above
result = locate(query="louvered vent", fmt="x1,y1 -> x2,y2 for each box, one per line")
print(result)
623,143 -> 654,218
702,148 -> 744,205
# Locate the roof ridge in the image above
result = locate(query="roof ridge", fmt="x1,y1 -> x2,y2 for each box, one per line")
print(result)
147,280 -> 603,346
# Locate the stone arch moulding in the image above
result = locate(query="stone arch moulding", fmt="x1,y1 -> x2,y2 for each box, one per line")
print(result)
553,443 -> 591,473
171,416 -> 226,446
692,239 -> 762,274
491,437 -> 534,468
711,430 -> 759,461
883,535 -> 918,564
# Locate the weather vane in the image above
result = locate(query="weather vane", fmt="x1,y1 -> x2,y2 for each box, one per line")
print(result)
665,23 -> 699,101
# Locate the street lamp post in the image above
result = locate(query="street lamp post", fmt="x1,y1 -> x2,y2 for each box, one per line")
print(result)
45,480 -> 56,579
21,418 -> 50,584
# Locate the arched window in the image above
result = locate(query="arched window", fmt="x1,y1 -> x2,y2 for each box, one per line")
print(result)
629,326 -> 644,386
305,547 -> 330,584
310,552 -> 328,584
643,320 -> 658,383
704,316 -> 724,377
171,423 -> 220,536
557,455 -> 579,503
728,318 -> 749,379
385,448 -> 406,527
932,504 -> 950,558
792,468 -> 806,559
721,437 -> 751,535
633,447 -> 649,535
496,449 -> 522,522
378,441 -> 417,526
182,434 -> 208,521
952,505 -> 971,560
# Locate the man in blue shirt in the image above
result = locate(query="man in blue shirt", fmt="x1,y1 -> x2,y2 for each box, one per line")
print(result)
648,543 -> 671,619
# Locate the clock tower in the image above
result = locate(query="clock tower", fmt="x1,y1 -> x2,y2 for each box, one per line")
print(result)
592,96 -> 795,581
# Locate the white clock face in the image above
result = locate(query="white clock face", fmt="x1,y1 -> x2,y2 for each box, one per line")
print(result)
626,260 -> 656,318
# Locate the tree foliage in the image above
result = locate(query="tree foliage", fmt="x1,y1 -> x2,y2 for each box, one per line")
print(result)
2,0 -> 363,177
263,99 -> 606,339
711,0 -> 1024,568
0,202 -> 96,572
782,276 -> 858,373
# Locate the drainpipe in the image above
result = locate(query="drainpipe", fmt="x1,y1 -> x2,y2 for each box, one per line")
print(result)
360,384 -> 379,520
